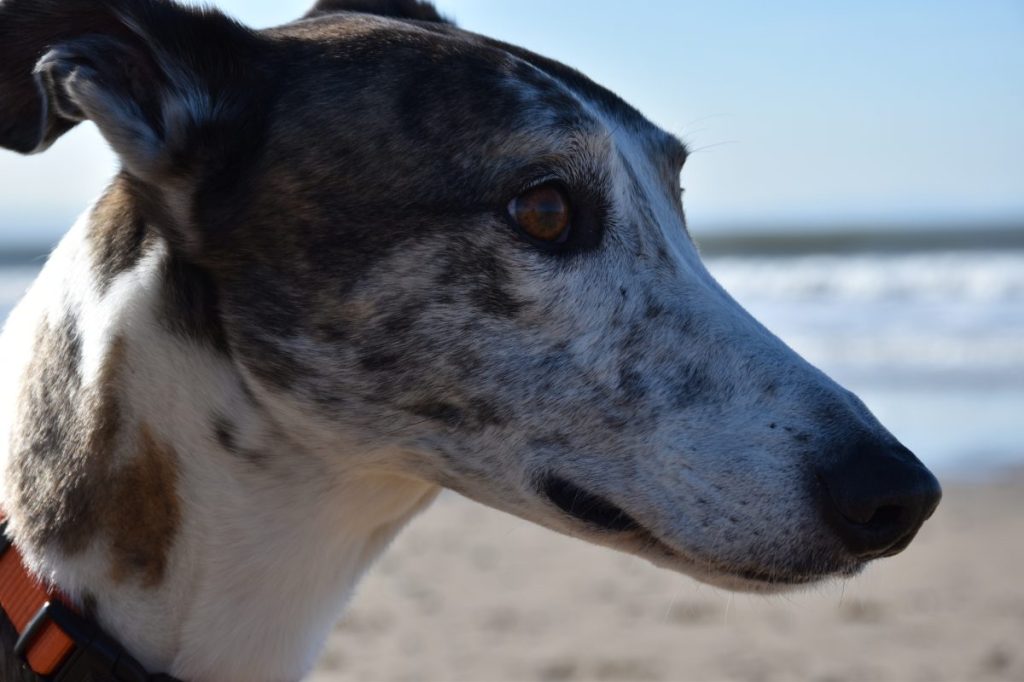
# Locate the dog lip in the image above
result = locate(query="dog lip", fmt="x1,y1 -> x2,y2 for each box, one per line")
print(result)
538,474 -> 858,587
617,516 -> 861,588
646,531 -> 858,587
590,509 -> 857,587
614,523 -> 856,588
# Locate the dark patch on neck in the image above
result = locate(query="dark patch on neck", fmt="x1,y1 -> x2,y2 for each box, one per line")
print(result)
210,414 -> 267,466
158,253 -> 230,356
88,174 -> 155,294
212,415 -> 238,453
87,174 -> 231,358
540,475 -> 641,533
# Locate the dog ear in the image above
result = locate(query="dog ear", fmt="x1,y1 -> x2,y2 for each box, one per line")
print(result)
0,0 -> 263,171
0,0 -> 268,251
304,0 -> 452,25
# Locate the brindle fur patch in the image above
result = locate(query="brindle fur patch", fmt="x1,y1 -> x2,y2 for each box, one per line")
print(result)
8,323 -> 122,555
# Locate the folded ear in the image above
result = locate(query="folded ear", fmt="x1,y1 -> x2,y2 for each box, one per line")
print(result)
0,0 -> 263,176
1,0 -> 269,252
304,0 -> 452,24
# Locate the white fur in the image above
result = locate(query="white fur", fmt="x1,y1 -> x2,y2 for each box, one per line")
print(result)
1,212 -> 440,682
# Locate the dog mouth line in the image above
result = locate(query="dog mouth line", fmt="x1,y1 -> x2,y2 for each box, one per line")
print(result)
541,474 -> 644,533
540,473 -> 855,586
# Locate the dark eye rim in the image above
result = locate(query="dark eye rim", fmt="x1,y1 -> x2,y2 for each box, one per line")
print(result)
506,179 -> 574,251
500,170 -> 608,256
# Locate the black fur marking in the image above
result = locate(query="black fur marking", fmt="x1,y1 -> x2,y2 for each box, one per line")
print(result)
469,399 -> 505,428
617,367 -> 647,402
471,255 -> 524,319
541,474 -> 641,533
381,304 -> 420,336
668,363 -> 717,409
358,349 -> 402,372
405,399 -> 506,430
643,297 -> 665,320
213,415 -> 237,453
159,254 -> 230,356
407,401 -> 464,428
211,414 -> 267,465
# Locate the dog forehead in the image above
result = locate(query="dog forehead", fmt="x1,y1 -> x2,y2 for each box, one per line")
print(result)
262,13 -> 680,162
266,21 -> 578,133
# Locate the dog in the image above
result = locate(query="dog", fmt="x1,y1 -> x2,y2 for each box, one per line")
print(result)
0,0 -> 941,680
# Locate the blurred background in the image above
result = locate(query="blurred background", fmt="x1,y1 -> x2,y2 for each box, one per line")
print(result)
1,1 -> 1022,680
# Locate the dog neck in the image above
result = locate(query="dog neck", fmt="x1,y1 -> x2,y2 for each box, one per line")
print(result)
0,188 -> 439,682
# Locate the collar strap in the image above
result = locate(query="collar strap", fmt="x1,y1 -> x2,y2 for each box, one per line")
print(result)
0,517 -> 178,682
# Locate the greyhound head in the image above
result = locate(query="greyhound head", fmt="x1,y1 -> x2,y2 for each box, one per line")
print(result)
0,0 -> 940,592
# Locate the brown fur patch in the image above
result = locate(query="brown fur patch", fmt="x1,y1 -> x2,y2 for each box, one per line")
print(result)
9,330 -> 179,586
105,424 -> 180,586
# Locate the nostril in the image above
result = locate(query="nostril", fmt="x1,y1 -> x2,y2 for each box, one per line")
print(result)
816,441 -> 941,559
859,505 -> 905,534
821,489 -> 917,558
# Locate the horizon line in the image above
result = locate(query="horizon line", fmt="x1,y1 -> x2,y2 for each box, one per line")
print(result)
3,221 -> 1024,264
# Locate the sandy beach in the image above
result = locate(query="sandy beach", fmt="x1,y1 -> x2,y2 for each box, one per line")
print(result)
308,472 -> 1024,682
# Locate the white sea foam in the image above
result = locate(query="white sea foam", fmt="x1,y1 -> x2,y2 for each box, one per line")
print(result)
707,251 -> 1024,304
706,250 -> 1024,386
704,250 -> 1024,471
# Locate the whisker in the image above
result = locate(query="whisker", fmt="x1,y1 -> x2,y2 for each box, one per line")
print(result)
686,139 -> 740,155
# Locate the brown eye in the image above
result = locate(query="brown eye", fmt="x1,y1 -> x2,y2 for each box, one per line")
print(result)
509,184 -> 571,243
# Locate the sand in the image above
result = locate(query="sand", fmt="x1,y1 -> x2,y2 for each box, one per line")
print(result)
308,473 -> 1024,682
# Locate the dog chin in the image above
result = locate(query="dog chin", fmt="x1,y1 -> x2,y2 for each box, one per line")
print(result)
585,521 -> 864,594
652,553 -> 866,595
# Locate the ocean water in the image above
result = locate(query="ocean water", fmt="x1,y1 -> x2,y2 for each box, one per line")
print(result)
707,250 -> 1024,475
1,250 -> 1021,476
0,265 -> 38,321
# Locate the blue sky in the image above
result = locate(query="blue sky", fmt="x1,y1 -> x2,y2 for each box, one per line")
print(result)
1,0 -> 1021,245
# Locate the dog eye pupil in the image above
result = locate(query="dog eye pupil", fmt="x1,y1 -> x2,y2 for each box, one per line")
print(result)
510,184 -> 570,243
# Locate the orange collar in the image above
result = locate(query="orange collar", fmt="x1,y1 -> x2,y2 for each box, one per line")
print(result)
0,516 -> 76,678
0,515 -> 178,681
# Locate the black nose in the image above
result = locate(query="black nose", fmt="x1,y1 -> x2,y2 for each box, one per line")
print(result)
817,440 -> 941,559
